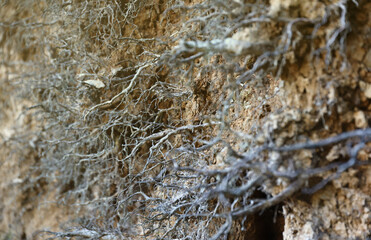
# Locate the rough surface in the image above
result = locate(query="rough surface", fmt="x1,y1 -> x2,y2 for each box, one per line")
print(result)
0,0 -> 370,239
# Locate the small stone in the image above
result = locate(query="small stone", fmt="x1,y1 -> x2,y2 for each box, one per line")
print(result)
364,49 -> 371,69
83,79 -> 105,89
359,81 -> 371,99
256,134 -> 266,144
326,145 -> 340,162
354,110 -> 368,128
352,47 -> 365,62
357,149 -> 369,161
334,222 -> 347,236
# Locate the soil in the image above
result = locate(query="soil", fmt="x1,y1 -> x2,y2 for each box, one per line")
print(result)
0,0 -> 370,239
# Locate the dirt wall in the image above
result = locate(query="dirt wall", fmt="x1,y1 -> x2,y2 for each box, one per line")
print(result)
0,0 -> 370,239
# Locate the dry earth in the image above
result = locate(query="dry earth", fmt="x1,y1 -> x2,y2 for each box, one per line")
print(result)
0,0 -> 370,239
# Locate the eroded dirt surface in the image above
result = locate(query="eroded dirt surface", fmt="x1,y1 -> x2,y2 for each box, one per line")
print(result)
1,0 -> 370,239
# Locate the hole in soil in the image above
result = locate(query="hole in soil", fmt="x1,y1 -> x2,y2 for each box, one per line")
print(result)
243,204 -> 284,240
243,191 -> 284,240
